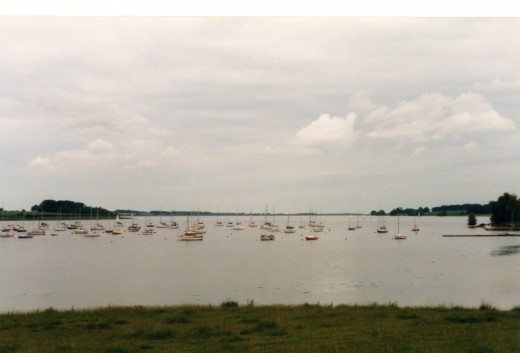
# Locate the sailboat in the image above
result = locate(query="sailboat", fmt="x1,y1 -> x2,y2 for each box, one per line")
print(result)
356,212 -> 362,229
215,209 -> 223,226
232,211 -> 244,230
284,211 -> 296,233
53,208 -> 67,232
305,232 -> 319,241
179,213 -> 204,241
248,211 -> 257,227
269,207 -> 280,232
114,214 -> 125,228
411,214 -> 420,232
393,214 -> 407,239
27,212 -> 45,236
348,217 -> 356,231
377,215 -> 389,233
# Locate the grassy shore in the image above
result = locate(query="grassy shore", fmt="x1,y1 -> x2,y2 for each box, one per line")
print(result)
1,303 -> 519,353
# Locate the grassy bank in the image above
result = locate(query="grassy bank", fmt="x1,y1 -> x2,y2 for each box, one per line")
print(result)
1,303 -> 519,353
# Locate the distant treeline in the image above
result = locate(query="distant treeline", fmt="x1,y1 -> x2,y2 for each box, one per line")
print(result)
431,203 -> 490,215
19,199 -> 489,218
371,207 -> 430,216
371,203 -> 490,216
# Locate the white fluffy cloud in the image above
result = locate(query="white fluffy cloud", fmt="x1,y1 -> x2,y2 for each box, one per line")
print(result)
296,113 -> 359,150
366,92 -> 515,141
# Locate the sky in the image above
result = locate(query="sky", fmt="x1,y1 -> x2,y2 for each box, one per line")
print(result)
1,13 -> 520,213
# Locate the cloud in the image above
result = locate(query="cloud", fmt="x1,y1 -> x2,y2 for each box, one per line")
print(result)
87,139 -> 116,154
29,156 -> 52,168
438,93 -> 515,133
366,92 -> 515,141
295,113 -> 359,150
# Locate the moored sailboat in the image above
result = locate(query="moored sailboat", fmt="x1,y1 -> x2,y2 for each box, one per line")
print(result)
377,215 -> 389,233
179,213 -> 204,241
393,214 -> 407,239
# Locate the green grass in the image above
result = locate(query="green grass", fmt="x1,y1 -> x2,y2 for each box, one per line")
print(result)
0,304 -> 519,352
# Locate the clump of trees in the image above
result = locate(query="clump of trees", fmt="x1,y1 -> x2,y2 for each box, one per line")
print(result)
467,213 -> 477,226
31,200 -> 111,217
489,192 -> 520,225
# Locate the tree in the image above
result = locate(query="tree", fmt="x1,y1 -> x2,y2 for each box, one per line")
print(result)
467,213 -> 477,226
489,192 -> 520,225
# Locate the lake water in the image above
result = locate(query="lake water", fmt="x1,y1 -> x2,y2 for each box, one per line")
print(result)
1,215 -> 519,312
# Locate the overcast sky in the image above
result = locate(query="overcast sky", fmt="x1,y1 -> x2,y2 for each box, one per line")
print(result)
1,17 -> 519,213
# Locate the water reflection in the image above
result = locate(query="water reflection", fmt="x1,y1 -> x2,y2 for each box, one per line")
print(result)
491,245 -> 520,256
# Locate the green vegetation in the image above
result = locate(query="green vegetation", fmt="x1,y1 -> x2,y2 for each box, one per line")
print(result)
432,203 -> 490,215
0,304 -> 519,353
31,200 -> 111,218
489,192 -> 520,226
467,213 -> 477,226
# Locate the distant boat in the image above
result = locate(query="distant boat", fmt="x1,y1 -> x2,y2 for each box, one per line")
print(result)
157,222 -> 169,229
284,212 -> 296,233
348,217 -> 356,231
260,205 -> 271,229
90,223 -> 104,231
411,215 -> 420,232
140,227 -> 156,235
248,211 -> 257,227
27,228 -> 45,236
232,223 -> 244,230
17,233 -> 33,239
305,221 -> 319,240
215,210 -> 223,226
114,215 -> 125,228
232,212 -> 244,230
393,215 -> 407,240
54,209 -> 67,231
127,222 -> 141,232
377,215 -> 389,233
27,213 -> 45,236
298,217 -> 306,229
260,233 -> 275,241
377,224 -> 389,233
179,214 -> 203,241
260,222 -> 272,230
356,213 -> 362,229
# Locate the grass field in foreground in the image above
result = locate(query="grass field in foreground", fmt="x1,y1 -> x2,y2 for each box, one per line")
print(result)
0,303 -> 519,353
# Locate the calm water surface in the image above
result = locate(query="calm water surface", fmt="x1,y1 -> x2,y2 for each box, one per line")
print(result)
1,215 -> 519,312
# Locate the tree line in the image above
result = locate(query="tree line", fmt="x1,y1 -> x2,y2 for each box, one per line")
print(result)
31,199 -> 111,217
25,193 -> 520,226
369,192 -> 519,227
